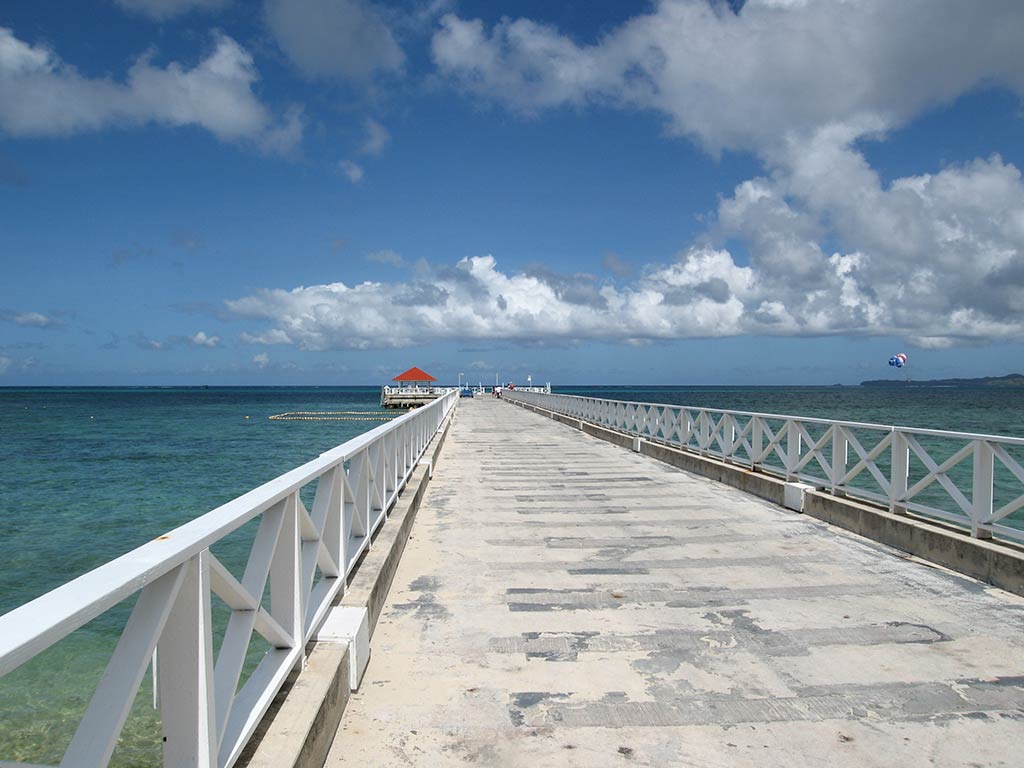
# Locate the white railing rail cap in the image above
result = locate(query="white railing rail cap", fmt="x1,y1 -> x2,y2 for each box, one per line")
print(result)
517,392 -> 1024,446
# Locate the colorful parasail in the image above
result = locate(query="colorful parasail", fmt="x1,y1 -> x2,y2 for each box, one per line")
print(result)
888,353 -> 908,368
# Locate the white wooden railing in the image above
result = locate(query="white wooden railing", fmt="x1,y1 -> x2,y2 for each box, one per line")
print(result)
503,384 -> 551,394
0,390 -> 457,767
379,385 -> 453,396
504,390 -> 1024,543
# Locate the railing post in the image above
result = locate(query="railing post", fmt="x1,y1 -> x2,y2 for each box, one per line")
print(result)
699,411 -> 710,455
831,426 -> 848,496
326,466 -> 344,591
158,551 -> 217,766
664,407 -> 677,445
271,493 -> 303,666
972,440 -> 995,539
890,430 -> 908,515
751,416 -> 763,469
786,420 -> 800,480
723,414 -> 735,463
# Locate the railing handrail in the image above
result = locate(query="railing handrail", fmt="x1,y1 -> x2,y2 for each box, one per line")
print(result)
380,385 -> 454,391
525,394 -> 1024,445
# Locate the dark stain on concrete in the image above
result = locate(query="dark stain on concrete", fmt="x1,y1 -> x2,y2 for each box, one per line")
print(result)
632,649 -> 694,676
665,597 -> 744,609
392,592 -> 450,619
602,691 -> 630,703
487,532 -> 765,550
508,603 -> 576,612
884,621 -> 952,643
524,676 -> 1024,729
980,675 -> 1024,687
527,631 -> 600,661
517,506 -> 631,515
515,494 -> 612,502
508,691 -> 573,727
513,692 -> 551,709
488,554 -> 833,572
408,575 -> 440,592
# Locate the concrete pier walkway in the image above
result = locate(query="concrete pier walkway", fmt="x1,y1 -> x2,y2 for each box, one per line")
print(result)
326,398 -> 1024,767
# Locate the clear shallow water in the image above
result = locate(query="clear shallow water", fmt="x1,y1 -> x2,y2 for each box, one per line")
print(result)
1,384 -> 1023,763
0,387 -> 387,764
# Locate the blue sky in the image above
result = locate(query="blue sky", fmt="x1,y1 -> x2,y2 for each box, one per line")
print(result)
2,0 -> 1023,386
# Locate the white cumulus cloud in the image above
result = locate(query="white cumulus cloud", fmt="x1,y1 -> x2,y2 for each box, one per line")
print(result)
339,160 -> 364,183
431,0 -> 1024,155
360,117 -> 390,155
227,194 -> 1024,354
190,330 -> 220,347
0,27 -> 303,151
114,0 -> 230,20
225,253 -> 751,350
5,311 -> 57,328
712,131 -> 1024,346
424,0 -> 1024,350
264,0 -> 404,82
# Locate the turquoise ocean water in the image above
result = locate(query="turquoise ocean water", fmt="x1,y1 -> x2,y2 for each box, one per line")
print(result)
1,385 -> 1022,763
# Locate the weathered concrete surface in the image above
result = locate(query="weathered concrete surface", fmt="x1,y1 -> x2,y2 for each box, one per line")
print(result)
514,398 -> 1024,598
326,398 -> 1024,767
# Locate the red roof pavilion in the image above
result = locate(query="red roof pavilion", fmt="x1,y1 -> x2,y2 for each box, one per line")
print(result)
392,366 -> 437,383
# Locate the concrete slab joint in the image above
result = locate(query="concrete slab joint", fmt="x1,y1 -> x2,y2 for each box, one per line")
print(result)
316,606 -> 370,691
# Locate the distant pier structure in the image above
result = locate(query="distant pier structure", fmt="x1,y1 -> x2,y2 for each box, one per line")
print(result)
381,366 -> 449,408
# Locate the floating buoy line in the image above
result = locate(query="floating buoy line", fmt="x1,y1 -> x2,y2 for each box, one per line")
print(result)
268,410 -> 402,422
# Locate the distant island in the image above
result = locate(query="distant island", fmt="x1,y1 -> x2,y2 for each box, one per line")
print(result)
860,373 -> 1024,388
